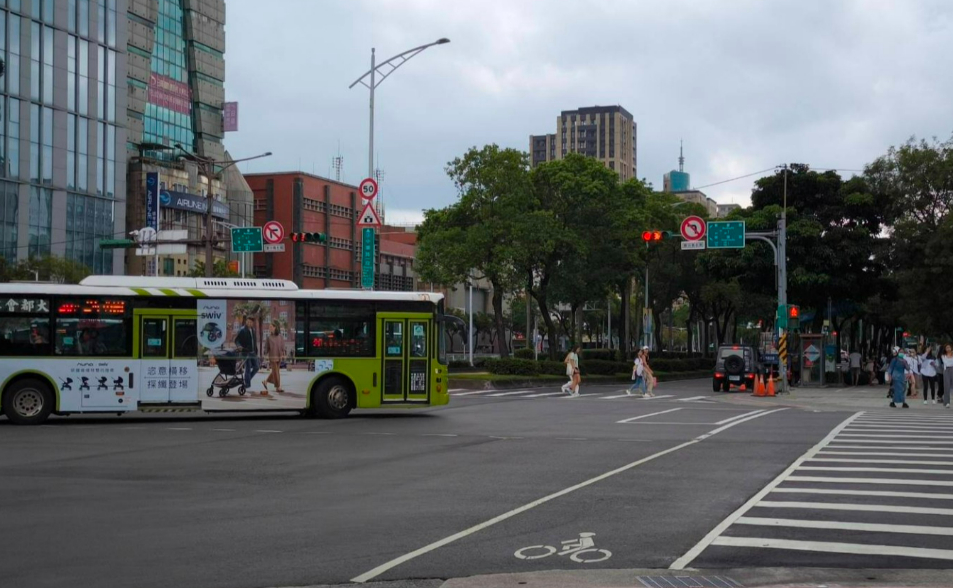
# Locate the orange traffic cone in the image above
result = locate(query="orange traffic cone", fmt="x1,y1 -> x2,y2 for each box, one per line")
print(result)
754,375 -> 765,397
766,375 -> 776,397
739,382 -> 746,392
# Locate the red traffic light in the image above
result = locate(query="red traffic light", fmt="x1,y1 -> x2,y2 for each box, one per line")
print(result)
902,331 -> 909,337
642,231 -> 652,242
789,306 -> 799,318
642,231 -> 663,242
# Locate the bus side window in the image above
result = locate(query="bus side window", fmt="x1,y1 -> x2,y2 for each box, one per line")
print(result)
0,317 -> 51,356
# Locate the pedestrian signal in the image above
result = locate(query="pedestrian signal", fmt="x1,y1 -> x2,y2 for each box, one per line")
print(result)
788,305 -> 800,330
290,232 -> 327,243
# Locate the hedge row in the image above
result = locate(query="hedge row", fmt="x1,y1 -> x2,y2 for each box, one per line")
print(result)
484,356 -> 714,376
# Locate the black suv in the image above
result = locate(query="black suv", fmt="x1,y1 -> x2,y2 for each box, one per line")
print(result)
713,345 -> 763,392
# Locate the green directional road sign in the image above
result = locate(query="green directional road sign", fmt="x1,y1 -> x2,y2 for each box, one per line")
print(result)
707,221 -> 745,249
361,227 -> 376,290
231,227 -> 263,253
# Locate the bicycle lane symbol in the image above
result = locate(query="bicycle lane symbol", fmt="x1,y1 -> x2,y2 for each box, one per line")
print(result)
514,532 -> 612,563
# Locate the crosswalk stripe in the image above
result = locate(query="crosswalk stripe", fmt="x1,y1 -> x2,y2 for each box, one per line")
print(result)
771,487 -> 953,500
856,418 -> 953,424
809,458 -> 953,466
452,390 -> 495,396
602,394 -> 637,399
677,395 -> 712,402
786,475 -> 953,487
715,410 -> 765,426
819,451 -> 953,458
737,516 -> 953,536
825,445 -> 953,452
847,427 -> 953,433
798,466 -> 953,475
487,390 -> 533,397
839,433 -> 953,439
827,439 -> 953,444
755,500 -> 953,516
522,392 -> 567,398
559,393 -> 601,398
639,394 -> 674,400
710,536 -> 953,561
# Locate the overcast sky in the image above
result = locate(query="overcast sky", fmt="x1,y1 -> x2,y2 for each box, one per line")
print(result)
224,0 -> 953,224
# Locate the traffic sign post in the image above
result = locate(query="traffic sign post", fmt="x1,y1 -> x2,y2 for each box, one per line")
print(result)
262,221 -> 284,245
707,221 -> 745,249
359,177 -> 379,200
680,216 -> 706,241
231,227 -> 263,253
361,227 -> 376,290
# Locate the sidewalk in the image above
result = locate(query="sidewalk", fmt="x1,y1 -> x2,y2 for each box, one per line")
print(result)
716,381 -> 951,413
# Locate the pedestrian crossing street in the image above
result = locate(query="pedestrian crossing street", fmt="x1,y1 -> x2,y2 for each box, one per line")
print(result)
675,410 -> 953,569
449,388 -> 717,403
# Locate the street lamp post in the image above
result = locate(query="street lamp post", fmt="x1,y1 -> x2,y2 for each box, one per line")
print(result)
175,146 -> 271,277
349,38 -> 449,289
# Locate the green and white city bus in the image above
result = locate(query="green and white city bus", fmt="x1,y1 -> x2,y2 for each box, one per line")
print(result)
0,276 -> 449,425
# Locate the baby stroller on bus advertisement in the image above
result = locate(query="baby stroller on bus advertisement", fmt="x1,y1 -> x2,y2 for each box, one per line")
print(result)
197,299 -> 313,411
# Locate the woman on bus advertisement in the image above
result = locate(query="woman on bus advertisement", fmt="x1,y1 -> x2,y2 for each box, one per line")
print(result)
197,299 -> 309,410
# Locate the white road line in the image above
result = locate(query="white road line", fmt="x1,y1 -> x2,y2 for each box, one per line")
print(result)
640,394 -> 675,401
710,536 -> 953,561
737,516 -> 953,536
522,392 -> 568,398
420,433 -> 458,437
254,430 -> 283,433
351,407 -> 787,583
786,476 -> 953,487
828,439 -> 953,444
810,458 -> 953,466
846,427 -> 953,433
856,419 -> 953,424
756,500 -> 953,516
799,466 -> 953,475
677,396 -> 714,403
825,445 -> 953,452
167,427 -> 192,430
211,428 -> 236,432
839,433 -> 953,439
819,451 -> 953,458
452,390 -> 497,397
448,388 -> 465,392
487,390 -> 533,397
714,410 -> 765,426
670,410 -> 862,571
616,408 -> 683,423
602,394 -> 638,399
771,487 -> 953,500
558,393 -> 601,398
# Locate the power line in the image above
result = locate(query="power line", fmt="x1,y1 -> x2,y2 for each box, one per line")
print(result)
693,168 -> 776,190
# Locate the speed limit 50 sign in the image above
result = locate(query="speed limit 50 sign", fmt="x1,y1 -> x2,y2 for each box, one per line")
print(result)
359,177 -> 378,200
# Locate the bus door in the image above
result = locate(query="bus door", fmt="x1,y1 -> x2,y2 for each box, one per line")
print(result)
381,318 -> 431,403
139,314 -> 199,403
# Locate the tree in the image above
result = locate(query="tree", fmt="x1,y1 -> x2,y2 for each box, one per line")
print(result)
0,256 -> 91,284
416,145 -> 531,357
188,259 -> 239,278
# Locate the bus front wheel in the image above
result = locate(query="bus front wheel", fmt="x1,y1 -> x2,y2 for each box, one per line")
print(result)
3,378 -> 54,425
311,377 -> 352,419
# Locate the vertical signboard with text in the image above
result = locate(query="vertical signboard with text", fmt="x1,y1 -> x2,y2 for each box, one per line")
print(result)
145,172 -> 159,231
361,227 -> 376,290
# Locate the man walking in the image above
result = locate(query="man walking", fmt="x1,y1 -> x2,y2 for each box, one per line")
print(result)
235,315 -> 260,390
849,349 -> 862,386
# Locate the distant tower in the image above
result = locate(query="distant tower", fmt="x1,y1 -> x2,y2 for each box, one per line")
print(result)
663,143 -> 691,192
332,155 -> 343,182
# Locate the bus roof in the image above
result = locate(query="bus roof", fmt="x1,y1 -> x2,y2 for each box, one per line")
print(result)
0,277 -> 444,304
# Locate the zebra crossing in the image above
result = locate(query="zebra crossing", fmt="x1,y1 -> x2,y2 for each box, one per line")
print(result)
673,410 -> 953,569
449,388 -> 717,403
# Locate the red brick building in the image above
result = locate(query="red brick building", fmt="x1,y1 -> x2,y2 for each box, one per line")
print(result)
246,172 -> 417,291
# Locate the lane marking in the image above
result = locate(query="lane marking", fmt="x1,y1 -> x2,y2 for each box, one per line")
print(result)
839,433 -> 953,439
558,393 -> 601,398
825,445 -> 953,452
452,390 -> 497,397
677,396 -> 715,403
351,407 -> 788,583
640,394 -> 675,401
737,516 -> 953,536
771,487 -> 953,500
786,476 -> 953,487
826,439 -> 953,444
819,451 -> 953,457
710,536 -> 953,561
488,436 -> 524,440
714,410 -> 765,426
448,388 -> 465,392
488,390 -> 533,397
670,410 -> 862,570
617,408 -> 683,423
798,466 -> 953,475
167,427 -> 193,431
254,430 -> 283,433
602,394 -> 639,399
810,458 -> 953,466
212,428 -> 236,432
523,392 -> 569,398
420,433 -> 458,437
755,500 -> 953,516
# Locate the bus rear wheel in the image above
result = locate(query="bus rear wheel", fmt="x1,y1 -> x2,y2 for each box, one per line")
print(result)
311,377 -> 352,419
3,378 -> 54,425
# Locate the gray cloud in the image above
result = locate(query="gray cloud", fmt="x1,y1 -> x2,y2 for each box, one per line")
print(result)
224,0 -> 953,214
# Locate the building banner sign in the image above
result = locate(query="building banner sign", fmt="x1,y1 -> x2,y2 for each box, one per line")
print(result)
145,172 -> 159,230
148,73 -> 192,114
223,101 -> 238,132
160,189 -> 230,219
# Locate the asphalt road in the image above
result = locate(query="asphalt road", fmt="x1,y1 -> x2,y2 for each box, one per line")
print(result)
2,379 -> 951,588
